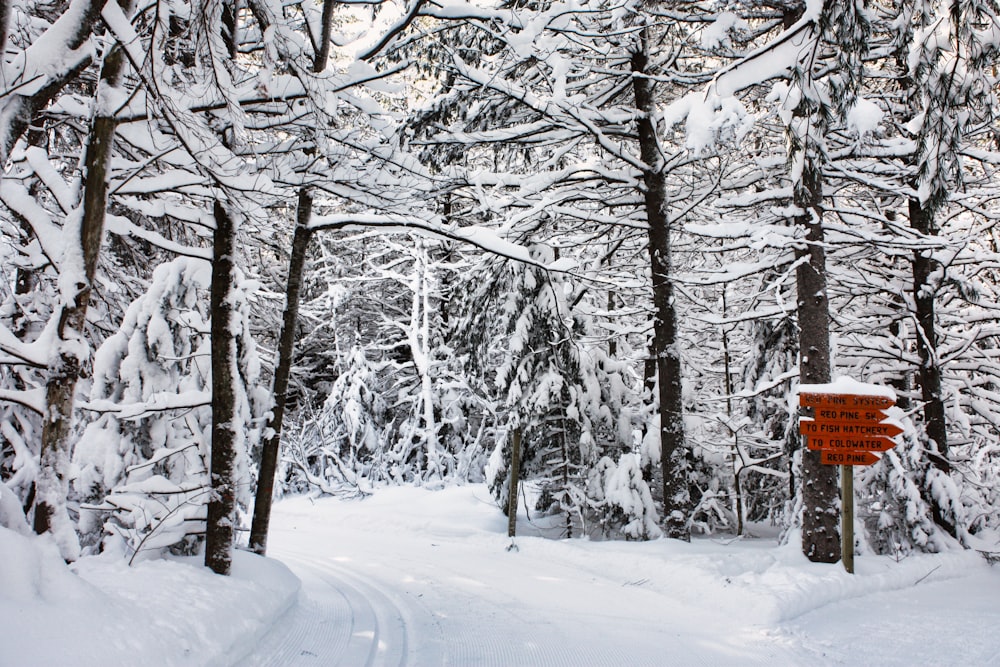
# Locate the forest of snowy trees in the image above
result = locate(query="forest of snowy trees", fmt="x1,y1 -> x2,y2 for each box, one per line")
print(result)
1,0 -> 999,574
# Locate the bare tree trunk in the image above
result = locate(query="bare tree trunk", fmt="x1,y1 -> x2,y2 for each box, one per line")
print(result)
205,201 -> 240,575
248,194 -> 312,554
507,428 -> 521,538
908,197 -> 956,538
631,32 -> 690,540
0,0 -> 10,74
793,141 -> 839,564
909,198 -> 948,464
246,0 -> 335,555
33,31 -> 127,559
773,1 -> 839,564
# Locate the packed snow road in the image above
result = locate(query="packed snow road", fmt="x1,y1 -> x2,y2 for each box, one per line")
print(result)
245,541 -> 788,666
245,506 -> 790,666
6,485 -> 996,666
242,486 -> 1000,667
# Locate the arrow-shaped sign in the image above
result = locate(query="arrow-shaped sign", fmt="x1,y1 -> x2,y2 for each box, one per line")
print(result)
820,450 -> 881,466
800,420 -> 903,439
800,393 -> 894,410
812,408 -> 890,422
805,435 -> 897,452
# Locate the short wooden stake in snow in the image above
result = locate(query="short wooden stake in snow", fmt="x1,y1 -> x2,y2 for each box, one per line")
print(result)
841,466 -> 854,574
506,427 -> 522,551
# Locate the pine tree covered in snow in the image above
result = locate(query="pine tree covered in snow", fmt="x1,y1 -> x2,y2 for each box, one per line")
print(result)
72,258 -> 264,561
281,344 -> 388,495
826,0 -> 1000,552
469,247 -> 646,537
586,453 -> 661,540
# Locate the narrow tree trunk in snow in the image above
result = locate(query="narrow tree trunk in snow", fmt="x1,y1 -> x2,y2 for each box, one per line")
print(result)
909,198 -> 949,465
908,197 -> 955,538
205,201 -> 240,575
793,148 -> 840,564
33,34 -> 127,560
507,428 -> 522,539
247,0 -> 335,555
409,244 -> 441,479
631,35 -> 690,540
249,193 -> 312,555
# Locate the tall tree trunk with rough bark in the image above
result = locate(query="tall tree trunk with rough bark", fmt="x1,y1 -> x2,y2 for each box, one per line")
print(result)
891,0 -> 958,540
908,197 -> 955,537
793,156 -> 839,563
249,194 -> 312,554
33,29 -> 127,560
782,2 -> 838,563
631,30 -> 690,540
205,201 -> 240,575
247,0 -> 335,555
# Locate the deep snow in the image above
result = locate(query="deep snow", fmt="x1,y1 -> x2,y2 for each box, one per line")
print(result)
2,484 -> 999,666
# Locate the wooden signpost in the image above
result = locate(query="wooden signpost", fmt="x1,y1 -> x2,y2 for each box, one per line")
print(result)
799,382 -> 901,574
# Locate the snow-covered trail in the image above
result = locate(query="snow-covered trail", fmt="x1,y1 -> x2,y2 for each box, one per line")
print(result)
243,551 -> 415,666
243,487 -> 804,666
6,485 -> 997,667
239,485 -> 1000,666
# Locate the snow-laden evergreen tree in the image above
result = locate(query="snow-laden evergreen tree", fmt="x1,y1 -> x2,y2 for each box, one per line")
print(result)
282,229 -> 488,491
470,246 -> 644,537
385,0 -> 759,538
281,344 -> 388,495
826,0 -> 1000,553
73,257 -> 265,561
586,452 -> 661,540
855,416 -> 944,555
890,0 -> 1000,541
0,214 -> 46,525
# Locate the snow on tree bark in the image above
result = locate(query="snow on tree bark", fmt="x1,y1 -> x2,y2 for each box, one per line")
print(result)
33,24 -> 128,559
631,29 -> 691,541
908,198 -> 950,478
249,193 -> 312,555
205,200 -> 239,576
893,0 -> 997,540
793,160 -> 839,563
0,0 -> 103,164
783,4 -> 839,564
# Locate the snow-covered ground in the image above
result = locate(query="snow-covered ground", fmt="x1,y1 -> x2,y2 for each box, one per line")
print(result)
3,485 -> 999,666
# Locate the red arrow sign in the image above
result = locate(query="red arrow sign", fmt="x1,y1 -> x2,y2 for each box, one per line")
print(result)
800,420 -> 903,439
805,435 -> 897,452
813,407 -> 890,423
820,450 -> 881,466
800,393 -> 894,410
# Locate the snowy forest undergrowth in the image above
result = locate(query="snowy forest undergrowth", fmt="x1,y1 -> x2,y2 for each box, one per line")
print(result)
2,0 -> 1000,628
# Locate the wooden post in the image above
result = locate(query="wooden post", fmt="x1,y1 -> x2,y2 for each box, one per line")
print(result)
507,428 -> 522,540
841,465 -> 854,574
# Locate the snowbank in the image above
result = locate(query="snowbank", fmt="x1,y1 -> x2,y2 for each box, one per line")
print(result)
0,527 -> 299,667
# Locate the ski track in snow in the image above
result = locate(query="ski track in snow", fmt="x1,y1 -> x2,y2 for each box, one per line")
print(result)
242,551 -> 418,667
239,524 -> 795,666
231,488 -> 1000,666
